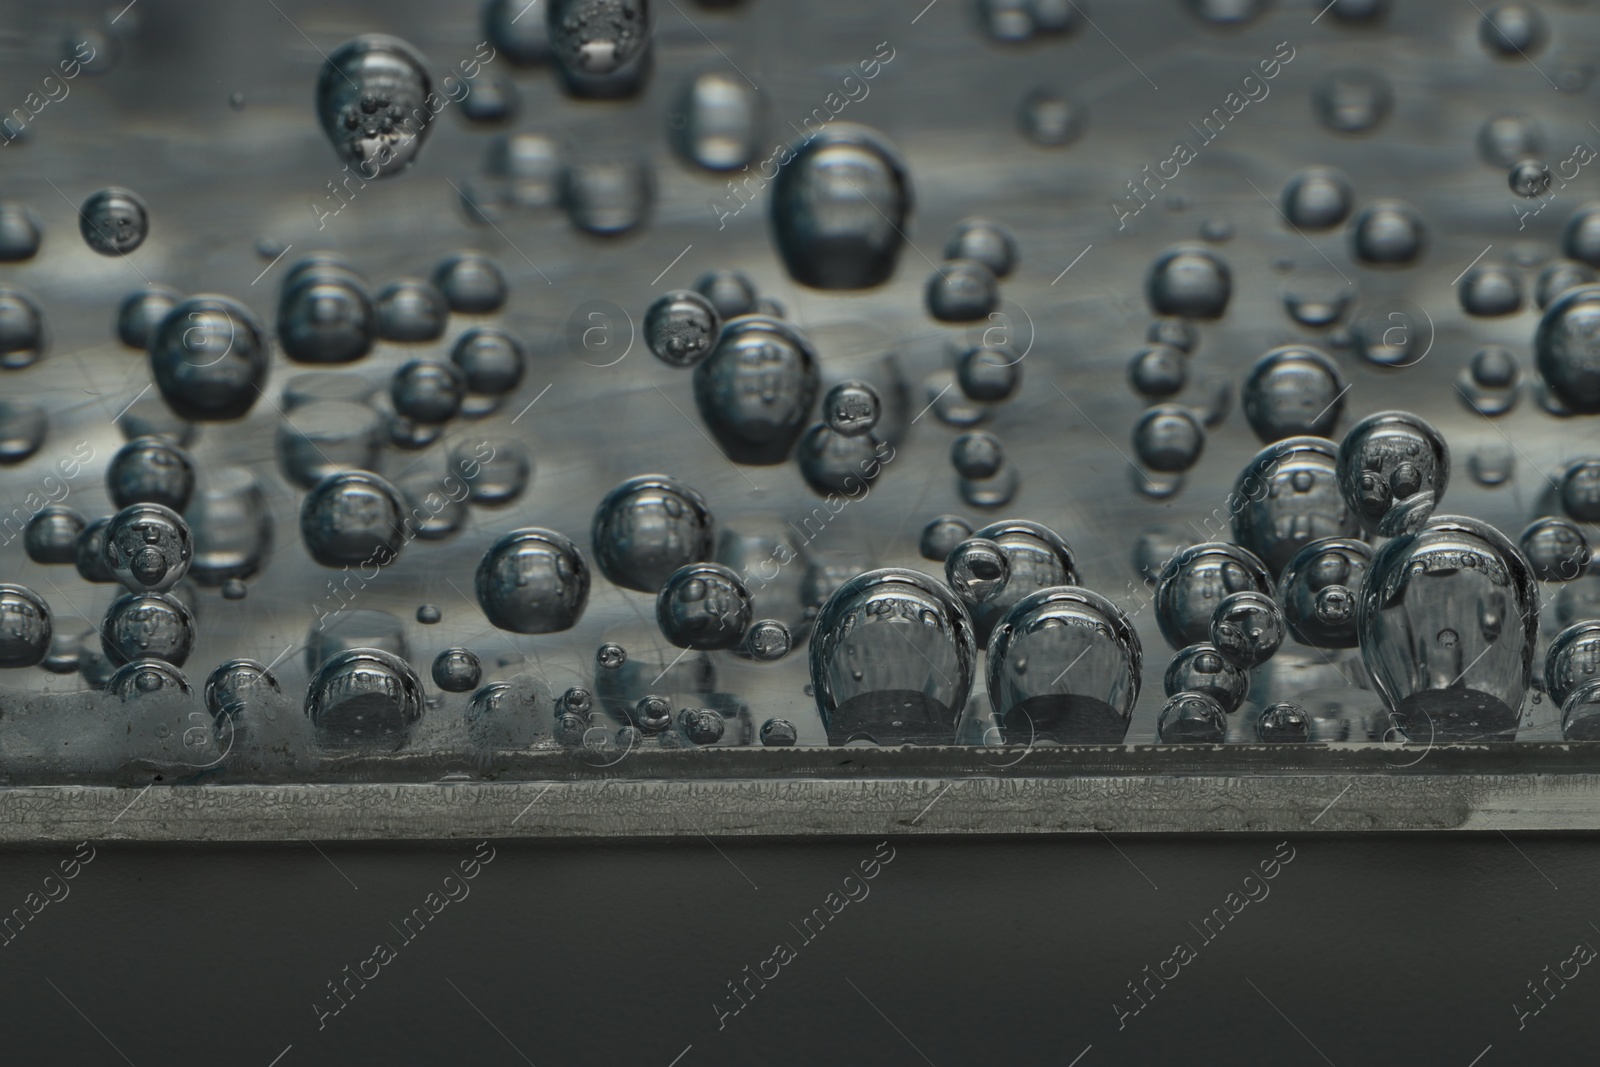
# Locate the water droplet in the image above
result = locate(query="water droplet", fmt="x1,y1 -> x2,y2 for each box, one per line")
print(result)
1536,282 -> 1600,411
1018,88 -> 1086,147
1156,542 -> 1273,649
316,35 -> 434,178
1157,691 -> 1227,742
1508,158 -> 1552,198
591,475 -> 716,593
204,658 -> 281,725
24,506 -> 85,566
102,503 -> 191,593
1479,2 -> 1546,57
634,694 -> 674,733
808,568 -> 976,745
0,584 -> 52,668
108,659 -> 190,700
300,471 -> 406,568
1146,245 -> 1231,320
74,518 -> 117,584
150,296 -> 271,421
563,155 -> 653,236
1133,405 -> 1204,473
1164,643 -> 1249,712
1350,200 -> 1426,266
769,123 -> 912,290
1210,590 -> 1285,668
694,270 -> 758,319
1242,346 -> 1344,443
307,647 -> 425,749
760,717 -> 798,745
116,286 -> 180,349
108,436 -> 196,512
1278,536 -> 1371,648
1232,437 -> 1357,575
693,315 -> 819,464
1128,344 -> 1187,399
434,252 -> 508,314
1281,167 -> 1353,230
670,69 -> 760,171
377,278 -> 448,342
102,591 -> 194,666
1479,112 -> 1544,167
1312,68 -> 1393,134
944,537 -> 1011,606
678,706 -> 725,745
1359,515 -> 1537,740
656,562 -> 752,650
476,527 -> 591,633
222,579 -> 247,600
919,515 -> 972,562
0,286 -> 46,369
79,187 -> 148,255
1258,702 -> 1310,742
984,586 -> 1140,743
1537,262 -> 1595,309
1337,411 -> 1450,536
596,643 -> 628,670
0,202 -> 41,262
1458,263 -> 1523,317
645,289 -> 720,368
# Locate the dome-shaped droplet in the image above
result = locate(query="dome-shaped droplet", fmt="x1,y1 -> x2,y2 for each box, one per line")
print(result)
316,35 -> 434,178
920,515 -> 972,562
1458,345 -> 1520,417
965,520 -> 1079,645
695,269 -> 757,319
1133,405 -> 1205,473
450,326 -> 526,405
808,568 -> 976,745
944,537 -> 1012,609
432,647 -> 483,693
769,123 -> 912,290
149,295 -> 271,421
1479,113 -> 1544,167
1536,284 -> 1600,412
1561,459 -> 1600,523
956,346 -> 1021,404
0,286 -> 47,369
278,267 -> 376,364
1521,517 -> 1591,581
1537,262 -> 1595,309
299,471 -> 406,568
645,289 -> 720,368
107,659 -> 191,700
75,517 -> 117,584
1281,167 -> 1353,230
1560,679 -> 1600,740
1157,691 -> 1227,743
547,0 -> 652,95
465,675 -> 550,749
433,252 -> 508,314
823,379 -> 882,437
1458,263 -> 1523,317
102,591 -> 194,667
101,503 -> 191,593
985,586 -> 1140,744
1479,2 -> 1546,56
0,584 -> 51,668
1258,702 -> 1310,742
376,278 -> 448,342
741,618 -> 791,662
1163,642 -> 1250,712
1155,542 -> 1274,649
796,423 -> 890,497
670,69 -> 760,171
562,155 -> 653,236
591,474 -> 716,593
0,399 -> 46,464
692,314 -> 819,464
656,562 -> 752,650
1336,411 -> 1450,536
1128,344 -> 1187,399
1210,590 -> 1285,668
597,642 -> 627,670
78,187 -> 148,255
759,717 -> 798,745
1232,437 -> 1359,575
24,506 -> 85,565
390,359 -> 464,424
951,431 -> 1005,480
204,658 -> 281,726
634,693 -> 674,733
1242,346 -> 1345,443
476,527 -> 591,633
107,436 -> 195,512
945,217 -> 1017,278
1146,245 -> 1231,320
485,0 -> 554,65
678,706 -> 725,745
1277,536 -> 1371,648
116,286 -> 180,349
305,647 -> 425,749
1311,68 -> 1392,134
1509,158 -> 1551,198
1359,515 -> 1538,741
1350,200 -> 1426,266
925,259 -> 1000,322
0,202 -> 42,262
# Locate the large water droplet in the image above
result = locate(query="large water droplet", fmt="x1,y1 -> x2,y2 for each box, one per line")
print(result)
1337,411 -> 1449,536
476,527 -> 591,633
1155,542 -> 1273,649
692,314 -> 819,464
591,474 -> 716,593
316,35 -> 434,178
